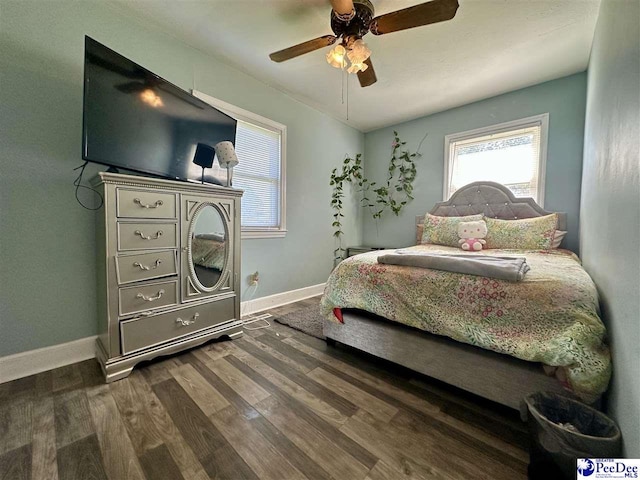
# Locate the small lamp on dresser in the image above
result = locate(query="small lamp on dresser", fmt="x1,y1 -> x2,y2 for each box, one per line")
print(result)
214,141 -> 240,187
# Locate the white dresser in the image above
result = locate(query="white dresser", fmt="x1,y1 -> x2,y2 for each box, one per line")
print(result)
92,172 -> 243,381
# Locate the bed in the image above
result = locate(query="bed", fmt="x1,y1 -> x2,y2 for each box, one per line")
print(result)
321,181 -> 611,409
192,233 -> 226,270
191,233 -> 226,286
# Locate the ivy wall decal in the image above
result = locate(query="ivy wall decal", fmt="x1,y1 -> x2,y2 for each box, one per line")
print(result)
330,131 -> 423,263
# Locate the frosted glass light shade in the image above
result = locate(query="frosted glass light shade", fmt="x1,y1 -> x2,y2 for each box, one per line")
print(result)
346,39 -> 371,74
326,45 -> 347,69
347,62 -> 368,74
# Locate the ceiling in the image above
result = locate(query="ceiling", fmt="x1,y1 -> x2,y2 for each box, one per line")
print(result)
113,0 -> 600,132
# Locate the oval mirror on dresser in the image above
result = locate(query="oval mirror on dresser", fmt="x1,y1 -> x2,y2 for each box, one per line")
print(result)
188,204 -> 228,291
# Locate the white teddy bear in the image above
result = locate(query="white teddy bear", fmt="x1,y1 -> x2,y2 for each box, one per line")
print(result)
457,220 -> 487,251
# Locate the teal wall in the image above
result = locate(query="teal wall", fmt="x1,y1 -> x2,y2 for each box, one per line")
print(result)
0,1 -> 363,357
580,0 -> 639,457
362,73 -> 587,253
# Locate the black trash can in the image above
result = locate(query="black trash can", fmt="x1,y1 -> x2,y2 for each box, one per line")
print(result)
521,392 -> 622,480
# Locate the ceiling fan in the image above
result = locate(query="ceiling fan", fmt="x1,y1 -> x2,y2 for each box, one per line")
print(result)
269,0 -> 459,87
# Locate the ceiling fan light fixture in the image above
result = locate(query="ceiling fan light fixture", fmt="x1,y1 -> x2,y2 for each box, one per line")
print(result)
347,61 -> 368,74
347,38 -> 371,62
326,44 -> 347,69
345,38 -> 371,73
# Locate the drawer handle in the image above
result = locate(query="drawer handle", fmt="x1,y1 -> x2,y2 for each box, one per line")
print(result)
134,230 -> 163,240
133,259 -> 162,271
136,289 -> 165,302
133,198 -> 164,209
176,312 -> 199,327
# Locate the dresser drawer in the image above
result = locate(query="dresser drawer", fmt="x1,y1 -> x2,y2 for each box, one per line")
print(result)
115,250 -> 178,285
120,297 -> 236,354
118,280 -> 178,317
117,189 -> 177,219
117,222 -> 178,251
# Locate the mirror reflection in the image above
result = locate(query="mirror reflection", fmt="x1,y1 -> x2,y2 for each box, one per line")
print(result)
190,206 -> 227,289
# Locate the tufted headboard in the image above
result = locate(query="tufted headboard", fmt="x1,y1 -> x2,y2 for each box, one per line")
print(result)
416,181 -> 566,231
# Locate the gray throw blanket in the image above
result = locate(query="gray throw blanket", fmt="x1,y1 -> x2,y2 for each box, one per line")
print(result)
378,250 -> 531,282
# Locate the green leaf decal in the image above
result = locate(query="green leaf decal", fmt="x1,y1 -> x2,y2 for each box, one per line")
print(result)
329,135 -> 422,265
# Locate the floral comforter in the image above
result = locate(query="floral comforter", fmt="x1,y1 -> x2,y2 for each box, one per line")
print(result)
321,244 -> 611,401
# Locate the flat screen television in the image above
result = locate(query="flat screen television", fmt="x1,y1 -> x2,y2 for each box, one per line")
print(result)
82,36 -> 237,185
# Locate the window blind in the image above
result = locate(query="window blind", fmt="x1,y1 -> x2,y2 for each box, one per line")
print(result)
233,120 -> 282,229
448,125 -> 542,201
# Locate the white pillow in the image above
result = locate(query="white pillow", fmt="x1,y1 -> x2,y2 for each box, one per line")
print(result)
551,230 -> 567,249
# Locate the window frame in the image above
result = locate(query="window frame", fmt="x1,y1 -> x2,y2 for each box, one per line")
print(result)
443,113 -> 549,207
192,90 -> 287,239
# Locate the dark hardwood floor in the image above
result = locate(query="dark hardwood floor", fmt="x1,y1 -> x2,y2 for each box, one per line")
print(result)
0,297 -> 529,480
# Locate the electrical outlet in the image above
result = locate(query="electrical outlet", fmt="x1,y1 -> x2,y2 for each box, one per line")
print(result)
249,271 -> 259,286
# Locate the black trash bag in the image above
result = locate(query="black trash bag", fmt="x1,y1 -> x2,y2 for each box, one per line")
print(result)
521,392 -> 622,480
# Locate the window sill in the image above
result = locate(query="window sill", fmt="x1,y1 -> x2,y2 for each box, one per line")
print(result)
241,229 -> 287,239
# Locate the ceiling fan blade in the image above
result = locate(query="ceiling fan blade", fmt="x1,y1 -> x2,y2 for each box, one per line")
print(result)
370,0 -> 459,36
269,35 -> 338,62
357,58 -> 377,87
330,0 -> 354,16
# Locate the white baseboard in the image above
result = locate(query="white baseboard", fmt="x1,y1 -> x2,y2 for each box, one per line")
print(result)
0,335 -> 98,384
241,283 -> 325,317
0,283 -> 325,384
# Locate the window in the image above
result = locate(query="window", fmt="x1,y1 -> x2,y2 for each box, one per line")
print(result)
193,91 -> 286,238
444,114 -> 548,205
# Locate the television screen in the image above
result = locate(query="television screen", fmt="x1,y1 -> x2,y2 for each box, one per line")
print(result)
82,37 -> 237,185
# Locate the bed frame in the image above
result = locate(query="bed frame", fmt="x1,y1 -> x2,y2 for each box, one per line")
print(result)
323,181 -> 569,410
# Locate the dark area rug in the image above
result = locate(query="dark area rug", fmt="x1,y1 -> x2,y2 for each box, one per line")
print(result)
274,304 -> 325,339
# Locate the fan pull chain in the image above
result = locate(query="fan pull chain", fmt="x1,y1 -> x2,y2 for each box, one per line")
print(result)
341,68 -> 345,105
347,74 -> 349,120
339,68 -> 349,121
346,70 -> 349,121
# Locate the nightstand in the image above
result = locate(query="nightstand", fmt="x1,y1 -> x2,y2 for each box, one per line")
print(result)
346,246 -> 388,257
